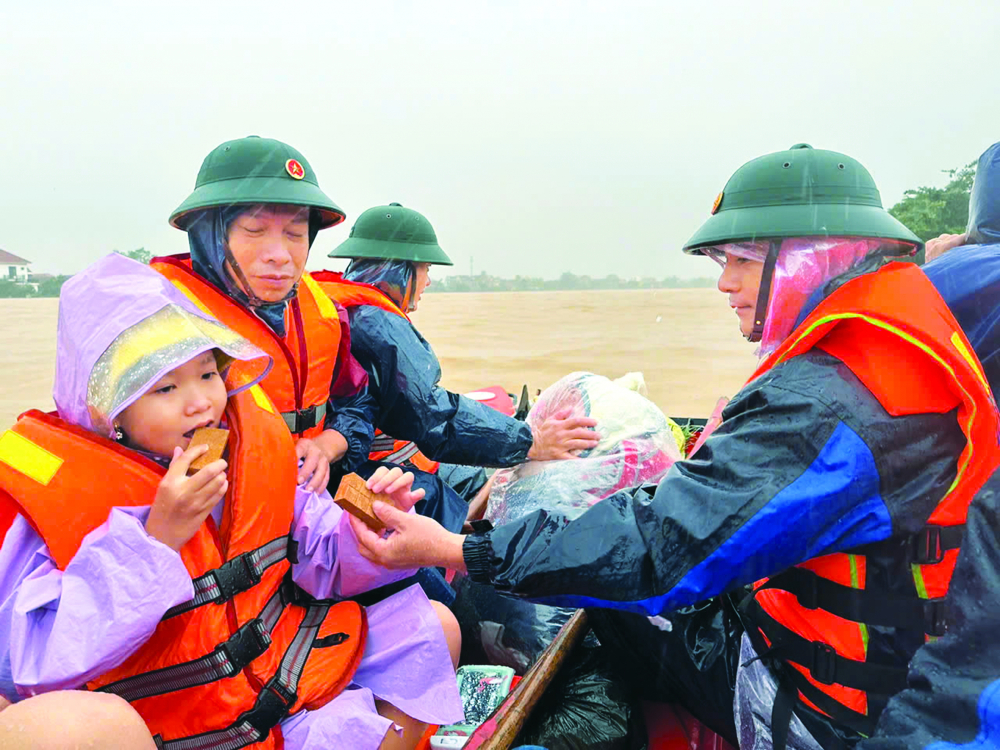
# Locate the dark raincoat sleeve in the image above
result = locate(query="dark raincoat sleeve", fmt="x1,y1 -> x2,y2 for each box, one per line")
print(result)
463,351 -> 964,616
859,468 -> 1000,750
349,305 -> 533,467
324,300 -> 376,473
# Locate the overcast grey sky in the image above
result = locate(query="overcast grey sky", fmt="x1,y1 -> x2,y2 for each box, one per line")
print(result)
1,0 -> 997,280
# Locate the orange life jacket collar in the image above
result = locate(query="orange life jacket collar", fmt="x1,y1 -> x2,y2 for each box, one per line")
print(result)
151,256 -> 343,438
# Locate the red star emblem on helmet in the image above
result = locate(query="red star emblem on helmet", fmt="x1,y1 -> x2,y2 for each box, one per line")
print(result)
711,191 -> 724,215
285,159 -> 305,180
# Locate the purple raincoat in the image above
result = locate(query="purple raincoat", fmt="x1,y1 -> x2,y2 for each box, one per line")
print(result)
0,254 -> 462,748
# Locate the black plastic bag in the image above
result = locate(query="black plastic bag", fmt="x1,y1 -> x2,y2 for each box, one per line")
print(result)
515,649 -> 645,750
451,575 -> 642,749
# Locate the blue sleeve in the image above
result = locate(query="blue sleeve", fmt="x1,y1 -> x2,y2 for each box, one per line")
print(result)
325,387 -> 377,474
464,352 -> 963,616
350,306 -> 533,467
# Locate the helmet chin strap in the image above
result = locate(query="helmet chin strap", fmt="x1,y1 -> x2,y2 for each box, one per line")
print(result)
403,262 -> 417,312
222,239 -> 265,307
748,240 -> 781,343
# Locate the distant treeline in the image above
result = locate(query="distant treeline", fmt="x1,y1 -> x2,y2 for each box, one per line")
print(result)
427,272 -> 718,293
1,161 -> 978,300
0,249 -> 149,299
0,276 -> 72,298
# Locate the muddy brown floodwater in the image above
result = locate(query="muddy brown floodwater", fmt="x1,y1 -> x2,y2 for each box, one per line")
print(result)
0,289 -> 759,430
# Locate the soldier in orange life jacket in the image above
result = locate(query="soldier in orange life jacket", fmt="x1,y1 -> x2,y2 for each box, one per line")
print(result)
0,254 -> 463,750
317,202 -> 600,514
152,135 -> 377,496
348,145 -> 1000,750
153,136 -> 473,539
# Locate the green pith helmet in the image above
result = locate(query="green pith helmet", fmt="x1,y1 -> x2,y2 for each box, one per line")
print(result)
682,143 -> 922,252
683,144 -> 922,344
169,136 -> 345,231
329,203 -> 453,266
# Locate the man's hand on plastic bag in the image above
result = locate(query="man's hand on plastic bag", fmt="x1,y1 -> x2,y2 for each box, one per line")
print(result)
925,232 -> 968,263
528,408 -> 600,461
349,500 -> 468,572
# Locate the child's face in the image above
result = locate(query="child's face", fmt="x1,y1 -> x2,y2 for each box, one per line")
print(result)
116,351 -> 227,456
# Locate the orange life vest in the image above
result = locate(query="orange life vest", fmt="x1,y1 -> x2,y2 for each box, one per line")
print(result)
0,383 -> 366,749
741,262 -> 1000,737
151,256 -> 343,439
312,271 -> 441,473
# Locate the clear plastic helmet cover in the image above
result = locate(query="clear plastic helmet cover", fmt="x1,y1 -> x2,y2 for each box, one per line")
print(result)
87,303 -> 270,438
701,236 -> 911,356
343,258 -> 414,311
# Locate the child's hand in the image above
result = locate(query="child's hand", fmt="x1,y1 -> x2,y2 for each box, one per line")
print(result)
295,437 -> 332,493
146,444 -> 228,552
365,466 -> 426,513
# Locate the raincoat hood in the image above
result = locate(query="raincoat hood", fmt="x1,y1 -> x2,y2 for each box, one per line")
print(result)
967,141 -> 1000,245
343,259 -> 414,311
54,253 -> 270,438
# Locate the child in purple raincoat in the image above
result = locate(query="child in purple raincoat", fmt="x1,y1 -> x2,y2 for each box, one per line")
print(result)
0,254 -> 463,750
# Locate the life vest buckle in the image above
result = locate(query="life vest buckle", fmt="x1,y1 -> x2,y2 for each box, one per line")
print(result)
810,641 -> 838,685
281,403 -> 326,435
236,679 -> 293,742
279,575 -> 315,607
264,675 -> 298,708
218,617 -> 272,673
214,552 -> 263,601
912,526 -> 945,565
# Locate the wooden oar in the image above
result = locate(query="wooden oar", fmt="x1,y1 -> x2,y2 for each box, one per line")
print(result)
464,609 -> 590,750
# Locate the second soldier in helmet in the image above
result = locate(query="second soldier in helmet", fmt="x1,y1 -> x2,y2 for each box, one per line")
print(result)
321,202 -> 600,512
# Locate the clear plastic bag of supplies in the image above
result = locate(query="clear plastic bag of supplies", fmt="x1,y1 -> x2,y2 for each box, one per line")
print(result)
485,371 -> 682,527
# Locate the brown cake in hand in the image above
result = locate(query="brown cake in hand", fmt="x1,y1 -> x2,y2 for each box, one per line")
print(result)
335,473 -> 396,532
186,427 -> 229,474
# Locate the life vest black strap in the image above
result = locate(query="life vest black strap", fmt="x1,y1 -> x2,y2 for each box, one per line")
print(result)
163,537 -> 292,620
150,599 -> 333,750
744,597 -> 909,696
854,523 -> 964,566
280,402 -> 327,435
741,603 -> 881,743
760,566 -> 951,637
99,578 -> 297,702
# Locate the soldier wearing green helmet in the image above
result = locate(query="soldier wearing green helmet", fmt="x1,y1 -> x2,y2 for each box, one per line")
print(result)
316,203 -> 600,508
152,135 -> 371,496
153,138 -> 479,545
346,146 -> 1000,750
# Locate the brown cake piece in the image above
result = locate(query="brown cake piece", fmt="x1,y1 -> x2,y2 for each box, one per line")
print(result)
186,427 -> 229,474
335,472 -> 396,532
